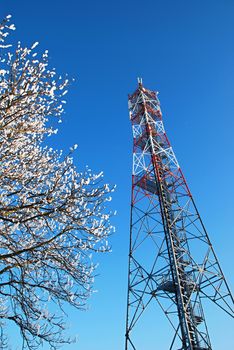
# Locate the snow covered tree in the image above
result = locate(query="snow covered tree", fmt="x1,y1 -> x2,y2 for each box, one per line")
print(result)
0,16 -> 114,349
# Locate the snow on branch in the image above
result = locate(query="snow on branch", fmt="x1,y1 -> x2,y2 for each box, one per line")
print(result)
0,16 -> 114,349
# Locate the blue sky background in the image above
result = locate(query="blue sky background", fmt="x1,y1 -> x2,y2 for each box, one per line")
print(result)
1,0 -> 234,349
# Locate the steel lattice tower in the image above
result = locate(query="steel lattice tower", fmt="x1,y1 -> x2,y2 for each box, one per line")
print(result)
125,79 -> 233,350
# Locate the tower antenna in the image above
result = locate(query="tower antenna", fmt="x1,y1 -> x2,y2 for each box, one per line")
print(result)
125,81 -> 233,349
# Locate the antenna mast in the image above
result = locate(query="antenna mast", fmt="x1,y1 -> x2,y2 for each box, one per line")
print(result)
125,81 -> 233,349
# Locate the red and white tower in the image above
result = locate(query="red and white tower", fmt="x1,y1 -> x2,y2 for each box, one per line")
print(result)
125,79 -> 233,349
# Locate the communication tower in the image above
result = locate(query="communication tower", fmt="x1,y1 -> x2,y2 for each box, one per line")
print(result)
125,79 -> 233,349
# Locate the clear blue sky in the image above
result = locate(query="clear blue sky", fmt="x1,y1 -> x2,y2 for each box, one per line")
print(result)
1,0 -> 234,349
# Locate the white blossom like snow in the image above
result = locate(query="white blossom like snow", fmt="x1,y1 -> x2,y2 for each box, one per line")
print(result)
0,15 -> 114,350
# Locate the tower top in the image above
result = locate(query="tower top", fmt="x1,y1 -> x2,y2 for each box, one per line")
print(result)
137,77 -> 143,88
